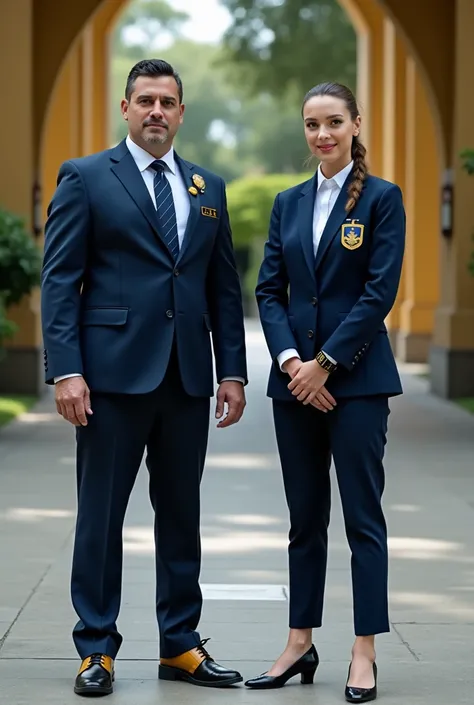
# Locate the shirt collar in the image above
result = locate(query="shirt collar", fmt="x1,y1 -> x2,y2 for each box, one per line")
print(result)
125,135 -> 176,175
317,160 -> 353,191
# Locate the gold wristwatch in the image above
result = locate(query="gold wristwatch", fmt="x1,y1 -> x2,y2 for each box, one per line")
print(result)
315,350 -> 337,374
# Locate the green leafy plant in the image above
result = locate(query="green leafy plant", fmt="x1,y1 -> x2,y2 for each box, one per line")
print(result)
0,208 -> 42,353
460,148 -> 474,176
460,149 -> 474,277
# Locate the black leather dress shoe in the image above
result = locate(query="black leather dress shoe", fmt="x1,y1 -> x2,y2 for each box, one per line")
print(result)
244,644 -> 319,689
345,662 -> 377,702
159,639 -> 243,687
74,653 -> 114,697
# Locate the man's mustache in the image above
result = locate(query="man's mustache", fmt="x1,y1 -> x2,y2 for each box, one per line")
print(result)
143,119 -> 168,129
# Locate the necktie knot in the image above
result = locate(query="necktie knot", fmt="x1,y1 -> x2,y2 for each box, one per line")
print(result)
150,159 -> 166,173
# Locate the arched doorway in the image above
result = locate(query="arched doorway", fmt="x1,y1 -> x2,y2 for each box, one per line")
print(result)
39,0 -> 443,366
3,0 -> 473,399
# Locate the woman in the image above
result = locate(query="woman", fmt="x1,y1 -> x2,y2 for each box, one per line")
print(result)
245,82 -> 405,702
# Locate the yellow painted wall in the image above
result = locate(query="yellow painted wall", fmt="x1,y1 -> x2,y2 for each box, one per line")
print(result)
1,0 -> 34,220
398,58 -> 440,341
40,1 -> 125,226
378,0 -> 453,165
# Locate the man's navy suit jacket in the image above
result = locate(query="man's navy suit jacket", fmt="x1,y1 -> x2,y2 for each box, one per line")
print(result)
256,170 -> 405,400
41,139 -> 247,396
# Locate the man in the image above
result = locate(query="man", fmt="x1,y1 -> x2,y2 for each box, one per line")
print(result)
41,59 -> 247,696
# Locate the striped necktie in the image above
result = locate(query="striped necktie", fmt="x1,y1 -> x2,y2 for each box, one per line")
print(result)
150,160 -> 179,260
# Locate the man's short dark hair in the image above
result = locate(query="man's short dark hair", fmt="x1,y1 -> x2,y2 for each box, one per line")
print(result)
125,59 -> 183,102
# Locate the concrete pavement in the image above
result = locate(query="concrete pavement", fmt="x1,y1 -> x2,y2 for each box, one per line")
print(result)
0,319 -> 473,703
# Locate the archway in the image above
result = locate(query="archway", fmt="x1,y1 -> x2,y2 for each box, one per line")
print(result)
6,0 -> 471,398
39,0 -> 443,367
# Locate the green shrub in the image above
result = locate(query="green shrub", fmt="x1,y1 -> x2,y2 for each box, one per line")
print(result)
0,208 -> 42,351
227,172 -> 313,304
227,172 -> 313,248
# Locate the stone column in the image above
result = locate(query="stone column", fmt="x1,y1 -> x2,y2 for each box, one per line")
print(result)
347,0 -> 386,175
381,18 -> 407,348
396,57 -> 441,363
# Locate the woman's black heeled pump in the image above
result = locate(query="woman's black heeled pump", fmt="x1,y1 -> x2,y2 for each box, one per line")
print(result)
244,644 -> 319,690
345,662 -> 377,702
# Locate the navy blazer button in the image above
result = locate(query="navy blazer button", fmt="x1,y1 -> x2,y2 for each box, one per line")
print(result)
173,269 -> 180,276
165,310 -> 174,318
307,330 -> 314,339
311,297 -> 318,306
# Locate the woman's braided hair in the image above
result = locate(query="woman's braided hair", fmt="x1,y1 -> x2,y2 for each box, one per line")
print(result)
302,82 -> 368,213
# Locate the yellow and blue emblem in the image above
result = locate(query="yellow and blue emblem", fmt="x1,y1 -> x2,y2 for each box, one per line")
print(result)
341,219 -> 364,250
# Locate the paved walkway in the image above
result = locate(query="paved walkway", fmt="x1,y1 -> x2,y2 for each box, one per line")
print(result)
0,319 -> 473,704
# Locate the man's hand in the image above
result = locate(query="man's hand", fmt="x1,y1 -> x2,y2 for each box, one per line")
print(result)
55,376 -> 93,426
288,359 -> 330,405
215,381 -> 246,428
285,357 -> 336,411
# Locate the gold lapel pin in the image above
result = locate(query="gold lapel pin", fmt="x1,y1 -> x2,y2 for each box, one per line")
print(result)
188,186 -> 198,196
192,173 -> 206,192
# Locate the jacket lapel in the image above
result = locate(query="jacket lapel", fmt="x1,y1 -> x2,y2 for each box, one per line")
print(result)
174,155 -> 200,263
298,174 -> 317,284
314,170 -> 354,272
109,140 -> 163,242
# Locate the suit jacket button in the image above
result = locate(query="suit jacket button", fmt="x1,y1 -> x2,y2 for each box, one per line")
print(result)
311,297 -> 318,306
307,330 -> 314,339
173,269 -> 180,277
165,310 -> 174,319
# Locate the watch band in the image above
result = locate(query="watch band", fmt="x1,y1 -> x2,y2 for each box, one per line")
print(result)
315,350 -> 337,373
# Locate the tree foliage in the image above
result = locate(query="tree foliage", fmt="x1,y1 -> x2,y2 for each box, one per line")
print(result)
110,41 -> 311,179
110,43 -> 248,182
220,0 -> 357,99
109,0 -> 356,179
111,0 -> 188,59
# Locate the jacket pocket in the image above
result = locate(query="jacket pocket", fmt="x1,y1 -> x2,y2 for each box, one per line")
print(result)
81,307 -> 129,326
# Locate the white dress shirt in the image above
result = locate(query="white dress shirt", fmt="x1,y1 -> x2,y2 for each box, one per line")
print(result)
125,135 -> 190,247
54,136 -> 243,385
277,160 -> 353,372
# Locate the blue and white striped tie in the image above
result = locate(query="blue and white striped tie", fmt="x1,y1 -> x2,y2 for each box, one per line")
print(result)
150,160 -> 179,260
